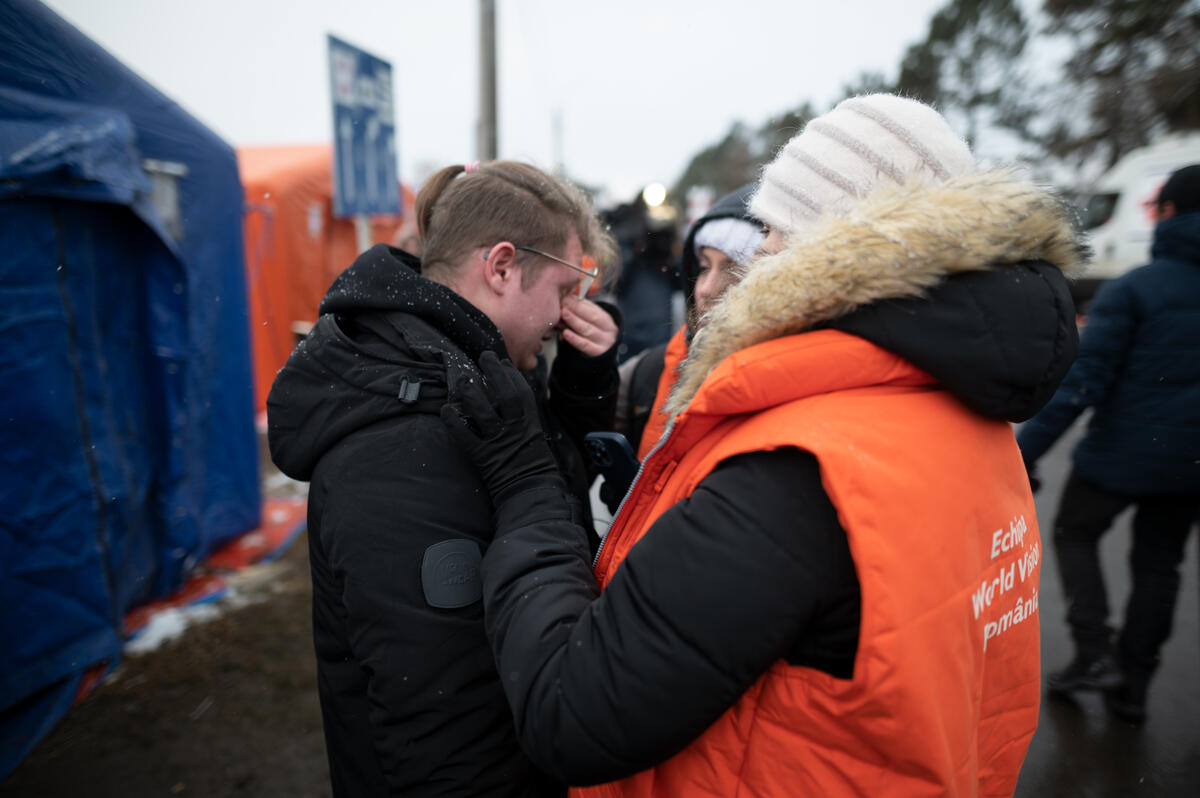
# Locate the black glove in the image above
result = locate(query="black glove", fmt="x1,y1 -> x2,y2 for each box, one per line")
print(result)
441,351 -> 564,506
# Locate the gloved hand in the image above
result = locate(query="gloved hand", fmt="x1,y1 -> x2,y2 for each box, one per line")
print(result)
441,350 -> 564,506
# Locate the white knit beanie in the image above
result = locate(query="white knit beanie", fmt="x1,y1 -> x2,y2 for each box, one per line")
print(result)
693,217 -> 765,268
749,94 -> 974,238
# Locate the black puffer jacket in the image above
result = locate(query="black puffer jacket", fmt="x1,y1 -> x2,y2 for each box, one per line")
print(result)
267,245 -> 617,797
1018,210 -> 1200,493
474,172 -> 1084,785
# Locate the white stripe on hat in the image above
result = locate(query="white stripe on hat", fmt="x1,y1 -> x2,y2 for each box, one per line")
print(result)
840,97 -> 953,180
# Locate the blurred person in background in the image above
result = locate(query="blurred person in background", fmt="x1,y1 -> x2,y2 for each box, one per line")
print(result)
266,160 -> 618,797
615,183 -> 764,461
606,198 -> 679,362
442,95 -> 1083,796
1018,163 -> 1200,725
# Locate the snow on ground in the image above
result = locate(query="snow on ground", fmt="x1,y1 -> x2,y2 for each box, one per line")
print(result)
124,603 -> 224,655
122,559 -> 292,656
265,470 -> 307,493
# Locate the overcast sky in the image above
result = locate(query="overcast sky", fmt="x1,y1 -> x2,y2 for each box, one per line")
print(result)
42,0 -> 950,203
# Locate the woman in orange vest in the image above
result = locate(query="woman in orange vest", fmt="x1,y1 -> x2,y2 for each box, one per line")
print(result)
442,95 -> 1086,797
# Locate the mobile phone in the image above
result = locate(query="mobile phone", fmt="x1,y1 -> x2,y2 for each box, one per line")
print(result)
584,432 -> 639,513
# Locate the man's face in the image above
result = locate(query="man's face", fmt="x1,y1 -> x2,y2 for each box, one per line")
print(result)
496,233 -> 584,370
694,246 -> 742,326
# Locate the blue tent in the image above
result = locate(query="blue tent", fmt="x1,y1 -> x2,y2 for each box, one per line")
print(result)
0,0 -> 260,776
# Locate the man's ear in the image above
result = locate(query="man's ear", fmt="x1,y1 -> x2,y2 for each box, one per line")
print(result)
481,242 -> 520,295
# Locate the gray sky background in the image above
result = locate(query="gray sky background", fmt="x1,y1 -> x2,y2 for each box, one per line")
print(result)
43,0 -> 950,203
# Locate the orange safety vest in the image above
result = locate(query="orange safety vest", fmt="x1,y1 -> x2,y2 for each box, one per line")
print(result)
635,326 -> 688,461
578,330 -> 1041,798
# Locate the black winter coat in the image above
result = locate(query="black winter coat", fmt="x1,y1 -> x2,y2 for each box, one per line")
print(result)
267,245 -> 617,797
477,263 -> 1079,784
473,170 -> 1083,784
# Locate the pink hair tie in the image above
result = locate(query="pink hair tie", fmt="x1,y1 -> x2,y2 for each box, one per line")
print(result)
464,161 -> 480,173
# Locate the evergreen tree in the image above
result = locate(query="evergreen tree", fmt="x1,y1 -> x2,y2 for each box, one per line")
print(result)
670,103 -> 818,216
755,102 -> 818,160
1041,0 -> 1200,169
838,72 -> 896,102
670,122 -> 757,207
895,0 -> 1036,156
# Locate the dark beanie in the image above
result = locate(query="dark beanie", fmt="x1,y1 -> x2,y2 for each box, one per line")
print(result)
1158,164 -> 1200,215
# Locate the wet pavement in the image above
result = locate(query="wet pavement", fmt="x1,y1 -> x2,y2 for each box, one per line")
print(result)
1014,422 -> 1200,797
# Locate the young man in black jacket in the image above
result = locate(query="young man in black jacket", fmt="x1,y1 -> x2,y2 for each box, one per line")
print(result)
1019,164 -> 1200,723
267,161 -> 617,797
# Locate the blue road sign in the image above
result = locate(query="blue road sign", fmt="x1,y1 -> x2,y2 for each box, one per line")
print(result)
328,35 -> 400,218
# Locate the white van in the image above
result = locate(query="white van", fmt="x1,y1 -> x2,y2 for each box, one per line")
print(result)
1074,131 -> 1200,308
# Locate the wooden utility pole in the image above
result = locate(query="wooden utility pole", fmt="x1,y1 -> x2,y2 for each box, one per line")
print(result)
477,0 -> 497,160
553,106 -> 564,176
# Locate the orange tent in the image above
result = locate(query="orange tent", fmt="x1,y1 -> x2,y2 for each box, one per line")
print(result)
238,145 -> 416,413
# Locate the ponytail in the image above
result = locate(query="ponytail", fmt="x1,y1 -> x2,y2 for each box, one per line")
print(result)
414,164 -> 465,243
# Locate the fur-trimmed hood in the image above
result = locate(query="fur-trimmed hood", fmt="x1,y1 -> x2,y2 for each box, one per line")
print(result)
667,170 -> 1089,419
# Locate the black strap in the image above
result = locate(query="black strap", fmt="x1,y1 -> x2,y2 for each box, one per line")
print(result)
626,342 -> 669,451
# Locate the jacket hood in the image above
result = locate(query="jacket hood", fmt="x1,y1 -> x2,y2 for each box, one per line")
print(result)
267,244 -> 506,480
1151,210 -> 1200,265
680,183 -> 762,335
667,170 -> 1089,420
318,244 -> 506,359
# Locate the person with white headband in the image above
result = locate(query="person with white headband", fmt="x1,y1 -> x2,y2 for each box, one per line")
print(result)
614,184 -> 764,466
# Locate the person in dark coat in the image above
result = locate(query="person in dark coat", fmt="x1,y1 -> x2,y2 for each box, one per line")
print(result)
1018,163 -> 1200,724
266,160 -> 617,797
607,201 -> 678,362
